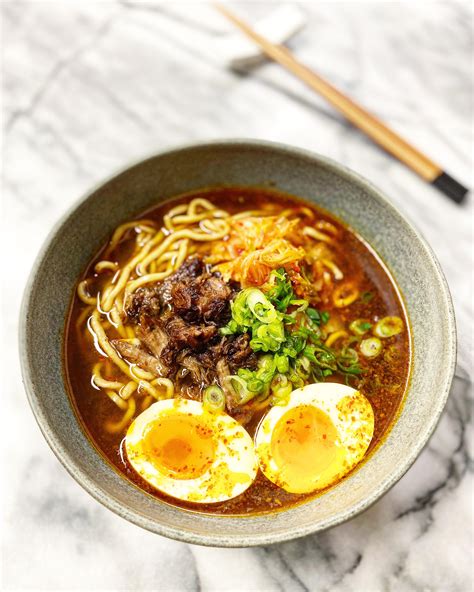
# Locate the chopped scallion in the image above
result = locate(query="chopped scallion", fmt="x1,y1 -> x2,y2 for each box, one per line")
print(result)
349,319 -> 373,335
360,337 -> 382,358
374,316 -> 404,338
202,385 -> 225,413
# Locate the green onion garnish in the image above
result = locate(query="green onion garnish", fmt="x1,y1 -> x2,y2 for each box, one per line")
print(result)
202,385 -> 225,413
360,337 -> 382,358
349,319 -> 373,335
373,316 -> 404,338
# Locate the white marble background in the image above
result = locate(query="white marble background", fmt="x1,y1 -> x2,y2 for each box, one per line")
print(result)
2,1 -> 473,591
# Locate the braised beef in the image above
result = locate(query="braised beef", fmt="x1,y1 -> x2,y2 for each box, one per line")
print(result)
125,257 -> 205,326
225,334 -> 257,371
126,256 -> 235,327
197,334 -> 256,373
115,256 -> 256,413
171,273 -> 233,324
111,340 -> 168,377
159,313 -> 217,367
137,324 -> 168,359
126,284 -> 162,326
163,314 -> 217,349
177,353 -> 212,387
156,256 -> 205,308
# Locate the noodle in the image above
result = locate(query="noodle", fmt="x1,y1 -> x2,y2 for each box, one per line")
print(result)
106,220 -> 157,253
136,223 -> 229,276
140,395 -> 154,411
75,305 -> 93,332
303,226 -> 334,244
76,198 -> 232,429
66,188 -> 411,515
321,259 -> 344,280
188,197 -> 218,214
120,381 -> 138,400
89,310 -> 159,400
100,230 -> 166,311
92,362 -> 124,390
75,196 -> 347,433
105,389 -> 128,411
77,281 -> 96,305
94,261 -> 118,273
105,397 -> 136,433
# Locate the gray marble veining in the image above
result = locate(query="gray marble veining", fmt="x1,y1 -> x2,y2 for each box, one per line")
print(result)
2,2 -> 472,591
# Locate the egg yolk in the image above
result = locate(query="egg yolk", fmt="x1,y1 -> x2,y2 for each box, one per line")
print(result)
142,414 -> 215,480
270,404 -> 344,493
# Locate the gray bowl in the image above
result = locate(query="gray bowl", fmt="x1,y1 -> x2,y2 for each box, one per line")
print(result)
20,140 -> 456,547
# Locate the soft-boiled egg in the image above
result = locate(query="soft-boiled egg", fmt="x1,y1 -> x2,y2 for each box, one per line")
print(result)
125,398 -> 258,503
255,382 -> 374,494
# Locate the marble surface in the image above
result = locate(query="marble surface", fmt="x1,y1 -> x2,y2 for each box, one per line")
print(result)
2,2 -> 473,591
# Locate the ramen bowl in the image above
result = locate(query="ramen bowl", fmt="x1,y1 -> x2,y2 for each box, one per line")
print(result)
20,140 -> 456,547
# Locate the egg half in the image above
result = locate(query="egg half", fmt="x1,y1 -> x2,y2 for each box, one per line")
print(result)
125,398 -> 258,503
255,382 -> 374,494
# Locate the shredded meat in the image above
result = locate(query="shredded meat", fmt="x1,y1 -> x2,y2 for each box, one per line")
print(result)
162,313 -> 217,352
197,334 -> 256,374
125,257 -> 207,326
114,256 -> 256,413
126,285 -> 162,327
176,353 -> 213,390
171,274 -> 233,324
112,340 -> 168,377
225,334 -> 257,371
137,324 -> 168,358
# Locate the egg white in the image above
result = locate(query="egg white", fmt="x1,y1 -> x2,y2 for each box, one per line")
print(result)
125,398 -> 258,504
255,382 -> 374,494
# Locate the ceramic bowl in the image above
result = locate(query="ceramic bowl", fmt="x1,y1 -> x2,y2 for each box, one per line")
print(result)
20,140 -> 456,547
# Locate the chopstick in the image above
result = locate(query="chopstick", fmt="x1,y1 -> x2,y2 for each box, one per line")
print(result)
215,4 -> 468,205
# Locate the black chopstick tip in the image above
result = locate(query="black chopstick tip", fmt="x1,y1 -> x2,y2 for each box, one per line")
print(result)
432,172 -> 469,204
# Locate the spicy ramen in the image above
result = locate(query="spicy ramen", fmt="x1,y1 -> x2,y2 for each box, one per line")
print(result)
65,187 -> 410,514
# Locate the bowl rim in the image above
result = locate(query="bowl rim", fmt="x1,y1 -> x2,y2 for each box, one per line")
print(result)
19,138 -> 457,547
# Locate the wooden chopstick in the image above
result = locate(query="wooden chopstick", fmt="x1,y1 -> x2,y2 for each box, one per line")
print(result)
215,3 -> 468,204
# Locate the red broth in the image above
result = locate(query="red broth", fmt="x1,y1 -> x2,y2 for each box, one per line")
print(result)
64,187 -> 411,515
